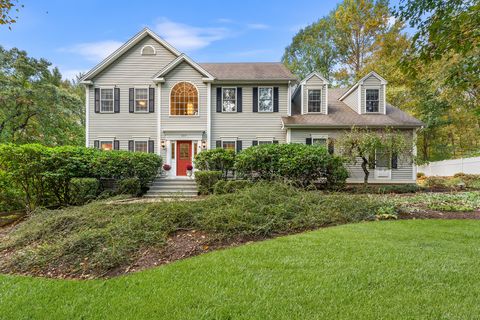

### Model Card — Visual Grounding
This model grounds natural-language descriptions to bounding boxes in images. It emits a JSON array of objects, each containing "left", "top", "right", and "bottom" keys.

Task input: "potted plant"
[
  {"left": 186, "top": 164, "right": 193, "bottom": 177},
  {"left": 163, "top": 164, "right": 171, "bottom": 177}
]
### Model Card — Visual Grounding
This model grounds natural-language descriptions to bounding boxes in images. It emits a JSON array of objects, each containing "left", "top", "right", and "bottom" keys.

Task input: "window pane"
[
  {"left": 258, "top": 141, "right": 272, "bottom": 145},
  {"left": 101, "top": 89, "right": 113, "bottom": 100},
  {"left": 223, "top": 88, "right": 236, "bottom": 100},
  {"left": 170, "top": 82, "right": 198, "bottom": 116},
  {"left": 171, "top": 142, "right": 175, "bottom": 159},
  {"left": 366, "top": 89, "right": 379, "bottom": 112},
  {"left": 308, "top": 89, "right": 321, "bottom": 112},
  {"left": 135, "top": 88, "right": 148, "bottom": 100},
  {"left": 223, "top": 100, "right": 236, "bottom": 112},
  {"left": 100, "top": 141, "right": 113, "bottom": 151},
  {"left": 222, "top": 141, "right": 236, "bottom": 151},
  {"left": 258, "top": 88, "right": 273, "bottom": 112},
  {"left": 179, "top": 143, "right": 189, "bottom": 160},
  {"left": 100, "top": 89, "right": 114, "bottom": 112},
  {"left": 101, "top": 100, "right": 113, "bottom": 112},
  {"left": 312, "top": 138, "right": 327, "bottom": 146},
  {"left": 135, "top": 141, "right": 148, "bottom": 153}
]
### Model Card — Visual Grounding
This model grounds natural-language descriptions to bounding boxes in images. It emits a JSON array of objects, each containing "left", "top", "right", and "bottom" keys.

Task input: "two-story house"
[{"left": 80, "top": 28, "right": 423, "bottom": 184}]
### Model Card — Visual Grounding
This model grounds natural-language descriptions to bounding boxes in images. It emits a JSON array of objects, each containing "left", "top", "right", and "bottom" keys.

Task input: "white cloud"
[
  {"left": 60, "top": 69, "right": 87, "bottom": 81},
  {"left": 246, "top": 23, "right": 270, "bottom": 30},
  {"left": 230, "top": 49, "right": 273, "bottom": 57},
  {"left": 153, "top": 18, "right": 229, "bottom": 51},
  {"left": 61, "top": 40, "right": 123, "bottom": 62}
]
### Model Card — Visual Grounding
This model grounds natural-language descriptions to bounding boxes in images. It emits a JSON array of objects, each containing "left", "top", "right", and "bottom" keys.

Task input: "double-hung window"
[
  {"left": 100, "top": 88, "right": 114, "bottom": 113},
  {"left": 222, "top": 141, "right": 236, "bottom": 151},
  {"left": 366, "top": 89, "right": 379, "bottom": 113},
  {"left": 258, "top": 140, "right": 273, "bottom": 145},
  {"left": 308, "top": 89, "right": 322, "bottom": 113},
  {"left": 312, "top": 138, "right": 327, "bottom": 147},
  {"left": 134, "top": 141, "right": 148, "bottom": 153},
  {"left": 135, "top": 88, "right": 149, "bottom": 112},
  {"left": 100, "top": 141, "right": 113, "bottom": 151},
  {"left": 258, "top": 87, "right": 273, "bottom": 112},
  {"left": 222, "top": 88, "right": 236, "bottom": 112}
]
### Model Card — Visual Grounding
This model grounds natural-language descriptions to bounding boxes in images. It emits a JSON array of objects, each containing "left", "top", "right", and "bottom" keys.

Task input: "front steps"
[{"left": 145, "top": 177, "right": 198, "bottom": 198}]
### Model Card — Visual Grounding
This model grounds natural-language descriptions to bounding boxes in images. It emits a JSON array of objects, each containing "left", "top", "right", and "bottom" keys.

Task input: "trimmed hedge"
[
  {"left": 194, "top": 149, "right": 235, "bottom": 177},
  {"left": 235, "top": 144, "right": 348, "bottom": 188},
  {"left": 117, "top": 177, "right": 142, "bottom": 196},
  {"left": 0, "top": 144, "right": 162, "bottom": 211},
  {"left": 69, "top": 178, "right": 100, "bottom": 205},
  {"left": 195, "top": 171, "right": 223, "bottom": 195}
]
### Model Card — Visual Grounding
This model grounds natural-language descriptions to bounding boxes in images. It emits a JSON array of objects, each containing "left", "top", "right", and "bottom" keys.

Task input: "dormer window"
[
  {"left": 307, "top": 89, "right": 322, "bottom": 113},
  {"left": 366, "top": 89, "right": 379, "bottom": 113}
]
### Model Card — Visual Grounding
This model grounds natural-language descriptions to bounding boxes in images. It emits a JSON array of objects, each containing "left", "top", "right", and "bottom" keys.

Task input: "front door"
[{"left": 176, "top": 141, "right": 192, "bottom": 176}]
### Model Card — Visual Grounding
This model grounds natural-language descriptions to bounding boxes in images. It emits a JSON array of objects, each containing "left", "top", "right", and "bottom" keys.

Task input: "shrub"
[
  {"left": 195, "top": 170, "right": 223, "bottom": 195},
  {"left": 417, "top": 172, "right": 425, "bottom": 178},
  {"left": 213, "top": 179, "right": 253, "bottom": 195},
  {"left": 194, "top": 149, "right": 235, "bottom": 176},
  {"left": 117, "top": 177, "right": 142, "bottom": 196},
  {"left": 0, "top": 171, "right": 23, "bottom": 213},
  {"left": 235, "top": 144, "right": 348, "bottom": 188},
  {"left": 69, "top": 178, "right": 100, "bottom": 205},
  {"left": 345, "top": 184, "right": 421, "bottom": 194}
]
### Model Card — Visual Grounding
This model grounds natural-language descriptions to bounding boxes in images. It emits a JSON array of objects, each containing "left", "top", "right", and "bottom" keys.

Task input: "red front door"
[{"left": 176, "top": 141, "right": 192, "bottom": 176}]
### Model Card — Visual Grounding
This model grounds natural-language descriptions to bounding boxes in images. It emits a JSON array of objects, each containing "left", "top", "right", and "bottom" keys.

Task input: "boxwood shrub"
[
  {"left": 194, "top": 149, "right": 235, "bottom": 177},
  {"left": 195, "top": 170, "right": 223, "bottom": 195}
]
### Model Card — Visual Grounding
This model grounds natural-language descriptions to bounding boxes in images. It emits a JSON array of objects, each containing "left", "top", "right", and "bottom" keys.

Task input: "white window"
[
  {"left": 308, "top": 89, "right": 322, "bottom": 113},
  {"left": 141, "top": 45, "right": 156, "bottom": 55},
  {"left": 222, "top": 141, "right": 236, "bottom": 151},
  {"left": 100, "top": 88, "right": 114, "bottom": 113},
  {"left": 100, "top": 141, "right": 113, "bottom": 151},
  {"left": 134, "top": 141, "right": 148, "bottom": 153},
  {"left": 366, "top": 89, "right": 379, "bottom": 113},
  {"left": 135, "top": 88, "right": 149, "bottom": 112},
  {"left": 222, "top": 88, "right": 236, "bottom": 112},
  {"left": 258, "top": 87, "right": 273, "bottom": 112},
  {"left": 258, "top": 140, "right": 273, "bottom": 145},
  {"left": 312, "top": 138, "right": 327, "bottom": 146}
]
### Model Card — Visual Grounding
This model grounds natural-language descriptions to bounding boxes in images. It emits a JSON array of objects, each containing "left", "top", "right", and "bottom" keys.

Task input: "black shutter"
[
  {"left": 236, "top": 140, "right": 242, "bottom": 153},
  {"left": 149, "top": 88, "right": 155, "bottom": 113},
  {"left": 216, "top": 140, "right": 222, "bottom": 149},
  {"left": 148, "top": 140, "right": 154, "bottom": 153},
  {"left": 129, "top": 88, "right": 134, "bottom": 113},
  {"left": 328, "top": 140, "right": 334, "bottom": 155},
  {"left": 306, "top": 138, "right": 312, "bottom": 145},
  {"left": 273, "top": 140, "right": 279, "bottom": 144},
  {"left": 94, "top": 140, "right": 100, "bottom": 149},
  {"left": 114, "top": 88, "right": 120, "bottom": 113},
  {"left": 128, "top": 140, "right": 134, "bottom": 152},
  {"left": 216, "top": 87, "right": 222, "bottom": 112},
  {"left": 237, "top": 87, "right": 242, "bottom": 112},
  {"left": 391, "top": 153, "right": 398, "bottom": 169},
  {"left": 113, "top": 140, "right": 120, "bottom": 150},
  {"left": 252, "top": 140, "right": 258, "bottom": 146},
  {"left": 252, "top": 87, "right": 258, "bottom": 112},
  {"left": 94, "top": 88, "right": 100, "bottom": 113},
  {"left": 273, "top": 87, "right": 279, "bottom": 112}
]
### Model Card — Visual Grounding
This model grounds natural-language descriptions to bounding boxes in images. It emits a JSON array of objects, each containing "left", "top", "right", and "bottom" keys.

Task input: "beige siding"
[
  {"left": 88, "top": 35, "right": 178, "bottom": 153},
  {"left": 290, "top": 128, "right": 415, "bottom": 183},
  {"left": 302, "top": 75, "right": 327, "bottom": 114},
  {"left": 360, "top": 75, "right": 385, "bottom": 114},
  {"left": 211, "top": 84, "right": 288, "bottom": 149},
  {"left": 343, "top": 86, "right": 359, "bottom": 113}
]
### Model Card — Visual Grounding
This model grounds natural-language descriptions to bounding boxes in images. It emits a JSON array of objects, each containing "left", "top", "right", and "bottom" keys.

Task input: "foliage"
[
  {"left": 0, "top": 46, "right": 85, "bottom": 146},
  {"left": 337, "top": 127, "right": 411, "bottom": 184},
  {"left": 0, "top": 182, "right": 388, "bottom": 277},
  {"left": 69, "top": 178, "right": 100, "bottom": 206},
  {"left": 213, "top": 179, "right": 253, "bottom": 195},
  {"left": 346, "top": 184, "right": 421, "bottom": 194},
  {"left": 235, "top": 144, "right": 348, "bottom": 188},
  {"left": 419, "top": 174, "right": 480, "bottom": 191},
  {"left": 0, "top": 170, "right": 23, "bottom": 212},
  {"left": 194, "top": 170, "right": 223, "bottom": 195},
  {"left": 392, "top": 191, "right": 480, "bottom": 212},
  {"left": 117, "top": 177, "right": 141, "bottom": 197},
  {"left": 0, "top": 0, "right": 22, "bottom": 28},
  {"left": 194, "top": 149, "right": 235, "bottom": 177}
]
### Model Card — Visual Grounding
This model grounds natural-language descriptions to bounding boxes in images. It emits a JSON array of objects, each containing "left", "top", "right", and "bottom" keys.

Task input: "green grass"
[{"left": 1, "top": 220, "right": 480, "bottom": 319}]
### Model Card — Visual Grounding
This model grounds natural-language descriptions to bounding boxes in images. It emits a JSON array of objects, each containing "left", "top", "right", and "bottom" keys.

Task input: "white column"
[
  {"left": 412, "top": 129, "right": 418, "bottom": 180},
  {"left": 85, "top": 85, "right": 90, "bottom": 147},
  {"left": 206, "top": 82, "right": 212, "bottom": 149},
  {"left": 157, "top": 83, "right": 162, "bottom": 155}
]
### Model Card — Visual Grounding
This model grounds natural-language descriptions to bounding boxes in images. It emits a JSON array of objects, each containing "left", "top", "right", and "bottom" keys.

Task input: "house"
[{"left": 80, "top": 28, "right": 423, "bottom": 184}]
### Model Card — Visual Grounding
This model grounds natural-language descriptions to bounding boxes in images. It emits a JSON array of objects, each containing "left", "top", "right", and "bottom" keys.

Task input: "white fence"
[{"left": 417, "top": 157, "right": 480, "bottom": 176}]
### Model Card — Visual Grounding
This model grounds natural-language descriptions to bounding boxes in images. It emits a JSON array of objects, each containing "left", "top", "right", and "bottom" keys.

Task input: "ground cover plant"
[
  {"left": 390, "top": 192, "right": 480, "bottom": 213},
  {"left": 1, "top": 220, "right": 480, "bottom": 319}
]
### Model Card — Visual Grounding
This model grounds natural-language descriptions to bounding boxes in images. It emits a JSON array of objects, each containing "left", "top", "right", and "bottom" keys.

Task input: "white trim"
[
  {"left": 258, "top": 87, "right": 274, "bottom": 113},
  {"left": 299, "top": 71, "right": 330, "bottom": 85},
  {"left": 133, "top": 140, "right": 149, "bottom": 153},
  {"left": 221, "top": 87, "right": 237, "bottom": 113},
  {"left": 357, "top": 85, "right": 361, "bottom": 114},
  {"left": 141, "top": 44, "right": 156, "bottom": 55},
  {"left": 300, "top": 85, "right": 303, "bottom": 115},
  {"left": 287, "top": 81, "right": 292, "bottom": 116},
  {"left": 207, "top": 82, "right": 211, "bottom": 149},
  {"left": 374, "top": 150, "right": 392, "bottom": 180},
  {"left": 311, "top": 134, "right": 328, "bottom": 140},
  {"left": 153, "top": 53, "right": 215, "bottom": 81},
  {"left": 286, "top": 128, "right": 291, "bottom": 143},
  {"left": 85, "top": 85, "right": 90, "bottom": 147},
  {"left": 339, "top": 83, "right": 359, "bottom": 101},
  {"left": 99, "top": 87, "right": 115, "bottom": 113},
  {"left": 157, "top": 83, "right": 161, "bottom": 156},
  {"left": 168, "top": 81, "right": 200, "bottom": 117},
  {"left": 306, "top": 87, "right": 323, "bottom": 114},
  {"left": 80, "top": 28, "right": 181, "bottom": 82},
  {"left": 365, "top": 88, "right": 380, "bottom": 113},
  {"left": 134, "top": 87, "right": 149, "bottom": 113},
  {"left": 220, "top": 139, "right": 237, "bottom": 152},
  {"left": 382, "top": 83, "right": 387, "bottom": 115},
  {"left": 339, "top": 71, "right": 387, "bottom": 101},
  {"left": 325, "top": 84, "right": 329, "bottom": 114}
]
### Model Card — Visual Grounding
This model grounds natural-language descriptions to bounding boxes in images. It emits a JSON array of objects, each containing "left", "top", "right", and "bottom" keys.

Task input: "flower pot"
[{"left": 186, "top": 170, "right": 192, "bottom": 177}]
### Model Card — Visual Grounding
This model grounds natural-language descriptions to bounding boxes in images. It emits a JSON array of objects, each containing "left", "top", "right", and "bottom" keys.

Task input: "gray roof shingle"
[
  {"left": 200, "top": 62, "right": 297, "bottom": 81},
  {"left": 283, "top": 88, "right": 424, "bottom": 128}
]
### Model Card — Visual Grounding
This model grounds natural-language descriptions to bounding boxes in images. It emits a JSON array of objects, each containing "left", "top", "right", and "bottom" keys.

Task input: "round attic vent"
[{"left": 141, "top": 45, "right": 156, "bottom": 55}]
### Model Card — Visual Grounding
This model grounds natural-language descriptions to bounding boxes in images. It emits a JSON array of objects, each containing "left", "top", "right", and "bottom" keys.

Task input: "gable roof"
[
  {"left": 153, "top": 54, "right": 215, "bottom": 82},
  {"left": 283, "top": 88, "right": 424, "bottom": 128},
  {"left": 80, "top": 28, "right": 180, "bottom": 82},
  {"left": 199, "top": 62, "right": 297, "bottom": 81},
  {"left": 299, "top": 71, "right": 329, "bottom": 85},
  {"left": 339, "top": 71, "right": 388, "bottom": 101}
]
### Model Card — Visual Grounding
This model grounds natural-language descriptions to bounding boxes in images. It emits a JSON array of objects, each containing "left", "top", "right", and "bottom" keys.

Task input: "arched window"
[
  {"left": 170, "top": 82, "right": 198, "bottom": 116},
  {"left": 141, "top": 45, "right": 156, "bottom": 55}
]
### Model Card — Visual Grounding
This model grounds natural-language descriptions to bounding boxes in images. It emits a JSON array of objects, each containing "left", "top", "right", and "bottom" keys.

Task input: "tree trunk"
[{"left": 361, "top": 156, "right": 370, "bottom": 185}]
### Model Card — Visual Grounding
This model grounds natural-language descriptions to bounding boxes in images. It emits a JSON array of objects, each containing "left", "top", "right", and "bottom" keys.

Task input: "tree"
[
  {"left": 0, "top": 46, "right": 85, "bottom": 146},
  {"left": 337, "top": 127, "right": 411, "bottom": 184},
  {"left": 0, "top": 0, "right": 22, "bottom": 28}
]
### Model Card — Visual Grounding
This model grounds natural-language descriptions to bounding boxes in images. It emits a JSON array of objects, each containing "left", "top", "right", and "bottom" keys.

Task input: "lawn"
[{"left": 1, "top": 220, "right": 480, "bottom": 319}]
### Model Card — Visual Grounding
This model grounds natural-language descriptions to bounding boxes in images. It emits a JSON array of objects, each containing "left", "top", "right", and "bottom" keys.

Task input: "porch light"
[
  {"left": 201, "top": 131, "right": 207, "bottom": 149},
  {"left": 201, "top": 140, "right": 207, "bottom": 149},
  {"left": 161, "top": 140, "right": 166, "bottom": 149}
]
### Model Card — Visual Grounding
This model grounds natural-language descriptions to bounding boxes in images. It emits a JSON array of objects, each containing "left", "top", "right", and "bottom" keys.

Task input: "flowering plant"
[
  {"left": 163, "top": 164, "right": 171, "bottom": 171},
  {"left": 186, "top": 164, "right": 193, "bottom": 171}
]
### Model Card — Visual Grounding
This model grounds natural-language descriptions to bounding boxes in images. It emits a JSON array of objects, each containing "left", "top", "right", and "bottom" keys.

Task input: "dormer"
[
  {"left": 339, "top": 71, "right": 387, "bottom": 115},
  {"left": 291, "top": 71, "right": 329, "bottom": 115}
]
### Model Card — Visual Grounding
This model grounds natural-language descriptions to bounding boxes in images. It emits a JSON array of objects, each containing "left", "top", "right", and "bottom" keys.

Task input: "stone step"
[
  {"left": 150, "top": 181, "right": 196, "bottom": 187},
  {"left": 146, "top": 177, "right": 198, "bottom": 198}
]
